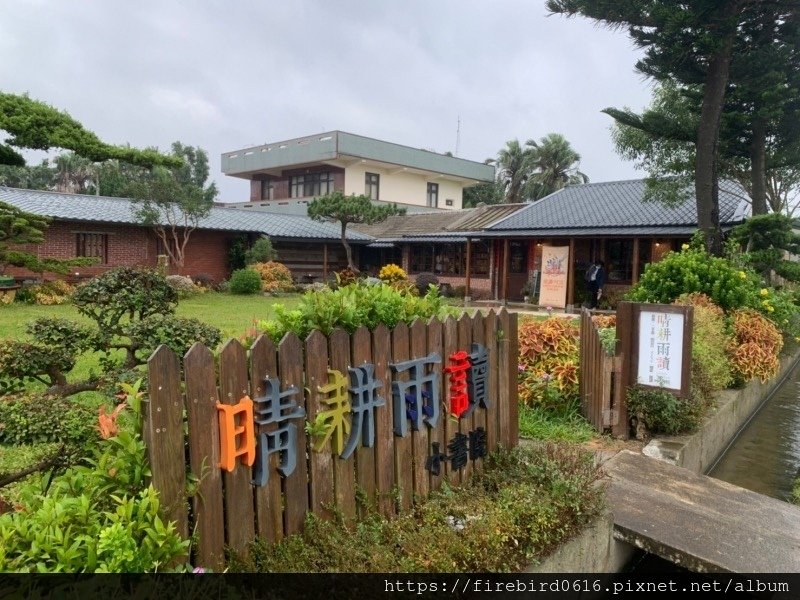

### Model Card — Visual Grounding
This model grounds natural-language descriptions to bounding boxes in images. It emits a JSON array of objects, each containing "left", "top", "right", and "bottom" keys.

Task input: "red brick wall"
[{"left": 8, "top": 220, "right": 234, "bottom": 284}]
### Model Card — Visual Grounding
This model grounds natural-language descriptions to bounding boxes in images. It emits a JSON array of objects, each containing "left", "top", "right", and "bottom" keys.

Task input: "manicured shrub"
[
  {"left": 673, "top": 294, "right": 732, "bottom": 405},
  {"left": 0, "top": 432, "right": 189, "bottom": 572},
  {"left": 627, "top": 386, "right": 702, "bottom": 435},
  {"left": 126, "top": 314, "right": 222, "bottom": 359},
  {"left": 0, "top": 394, "right": 98, "bottom": 447},
  {"left": 518, "top": 317, "right": 580, "bottom": 409},
  {"left": 250, "top": 261, "right": 294, "bottom": 293},
  {"left": 414, "top": 272, "right": 439, "bottom": 295},
  {"left": 244, "top": 237, "right": 277, "bottom": 265},
  {"left": 335, "top": 267, "right": 358, "bottom": 287},
  {"left": 0, "top": 340, "right": 77, "bottom": 390},
  {"left": 258, "top": 282, "right": 458, "bottom": 342},
  {"left": 591, "top": 314, "right": 616, "bottom": 329},
  {"left": 165, "top": 275, "right": 202, "bottom": 299},
  {"left": 191, "top": 273, "right": 216, "bottom": 289},
  {"left": 627, "top": 246, "right": 754, "bottom": 312},
  {"left": 378, "top": 263, "right": 407, "bottom": 284},
  {"left": 228, "top": 268, "right": 263, "bottom": 295}
]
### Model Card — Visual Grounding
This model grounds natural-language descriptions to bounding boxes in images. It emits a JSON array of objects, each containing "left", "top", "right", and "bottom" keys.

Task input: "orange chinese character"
[{"left": 216, "top": 395, "right": 256, "bottom": 472}]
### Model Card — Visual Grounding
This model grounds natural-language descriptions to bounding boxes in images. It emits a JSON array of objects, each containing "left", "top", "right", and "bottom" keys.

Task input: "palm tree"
[
  {"left": 491, "top": 139, "right": 535, "bottom": 203},
  {"left": 54, "top": 152, "right": 97, "bottom": 194},
  {"left": 524, "top": 133, "right": 588, "bottom": 201}
]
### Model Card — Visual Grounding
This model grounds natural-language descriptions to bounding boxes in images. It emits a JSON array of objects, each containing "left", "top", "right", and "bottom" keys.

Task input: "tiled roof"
[
  {"left": 352, "top": 203, "right": 525, "bottom": 239},
  {"left": 0, "top": 187, "right": 373, "bottom": 242},
  {"left": 488, "top": 179, "right": 750, "bottom": 233}
]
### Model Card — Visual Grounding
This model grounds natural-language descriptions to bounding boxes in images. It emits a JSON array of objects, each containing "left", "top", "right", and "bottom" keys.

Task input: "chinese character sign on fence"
[{"left": 636, "top": 311, "right": 685, "bottom": 390}]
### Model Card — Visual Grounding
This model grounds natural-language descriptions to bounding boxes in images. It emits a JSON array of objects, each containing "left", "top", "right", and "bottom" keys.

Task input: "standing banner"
[{"left": 538, "top": 245, "right": 570, "bottom": 308}]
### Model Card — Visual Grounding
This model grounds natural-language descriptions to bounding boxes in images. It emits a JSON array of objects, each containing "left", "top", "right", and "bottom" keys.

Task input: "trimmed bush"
[
  {"left": 378, "top": 263, "right": 407, "bottom": 284},
  {"left": 728, "top": 309, "right": 783, "bottom": 382},
  {"left": 165, "top": 275, "right": 202, "bottom": 299},
  {"left": 228, "top": 268, "right": 263, "bottom": 295},
  {"left": 126, "top": 314, "right": 222, "bottom": 359},
  {"left": 258, "top": 282, "right": 458, "bottom": 342},
  {"left": 244, "top": 237, "right": 277, "bottom": 265},
  {"left": 0, "top": 394, "right": 98, "bottom": 447},
  {"left": 250, "top": 261, "right": 294, "bottom": 293}
]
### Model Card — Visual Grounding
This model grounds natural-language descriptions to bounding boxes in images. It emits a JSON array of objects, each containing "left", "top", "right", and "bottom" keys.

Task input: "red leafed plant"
[{"left": 518, "top": 317, "right": 580, "bottom": 408}]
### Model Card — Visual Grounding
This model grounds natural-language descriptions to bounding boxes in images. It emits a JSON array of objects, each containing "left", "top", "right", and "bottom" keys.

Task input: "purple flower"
[
  {"left": 193, "top": 567, "right": 206, "bottom": 574},
  {"left": 518, "top": 364, "right": 526, "bottom": 372},
  {"left": 541, "top": 373, "right": 552, "bottom": 382}
]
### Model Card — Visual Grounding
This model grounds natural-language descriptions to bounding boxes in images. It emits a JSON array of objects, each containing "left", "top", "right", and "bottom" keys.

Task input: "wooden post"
[
  {"left": 567, "top": 238, "right": 576, "bottom": 309},
  {"left": 323, "top": 243, "right": 329, "bottom": 281},
  {"left": 614, "top": 302, "right": 633, "bottom": 439},
  {"left": 632, "top": 237, "right": 640, "bottom": 285},
  {"left": 464, "top": 239, "right": 472, "bottom": 302},
  {"left": 501, "top": 238, "right": 510, "bottom": 304}
]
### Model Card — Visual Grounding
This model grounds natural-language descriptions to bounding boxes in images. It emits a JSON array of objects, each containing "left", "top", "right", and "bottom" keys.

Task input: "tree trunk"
[
  {"left": 750, "top": 116, "right": 768, "bottom": 215},
  {"left": 341, "top": 222, "right": 356, "bottom": 272},
  {"left": 695, "top": 6, "right": 739, "bottom": 256},
  {"left": 46, "top": 380, "right": 102, "bottom": 397}
]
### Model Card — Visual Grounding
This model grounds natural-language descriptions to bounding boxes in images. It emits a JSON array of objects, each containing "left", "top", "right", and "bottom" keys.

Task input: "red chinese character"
[{"left": 444, "top": 350, "right": 470, "bottom": 418}]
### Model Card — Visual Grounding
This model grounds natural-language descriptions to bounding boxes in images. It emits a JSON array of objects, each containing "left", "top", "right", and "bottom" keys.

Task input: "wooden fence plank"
[
  {"left": 471, "top": 311, "right": 486, "bottom": 472},
  {"left": 457, "top": 313, "right": 473, "bottom": 480},
  {"left": 371, "top": 324, "right": 395, "bottom": 516},
  {"left": 497, "top": 309, "right": 511, "bottom": 449},
  {"left": 218, "top": 339, "right": 256, "bottom": 555},
  {"left": 442, "top": 316, "right": 460, "bottom": 486},
  {"left": 391, "top": 322, "right": 413, "bottom": 512},
  {"left": 146, "top": 345, "right": 189, "bottom": 546},
  {"left": 409, "top": 318, "right": 430, "bottom": 501},
  {"left": 507, "top": 311, "right": 520, "bottom": 447},
  {"left": 483, "top": 310, "right": 499, "bottom": 453},
  {"left": 351, "top": 326, "right": 377, "bottom": 516},
  {"left": 183, "top": 343, "right": 225, "bottom": 570},
  {"left": 278, "top": 333, "right": 310, "bottom": 535},
  {"left": 329, "top": 328, "right": 357, "bottom": 520},
  {"left": 304, "top": 330, "right": 335, "bottom": 521},
  {"left": 426, "top": 317, "right": 445, "bottom": 492}
]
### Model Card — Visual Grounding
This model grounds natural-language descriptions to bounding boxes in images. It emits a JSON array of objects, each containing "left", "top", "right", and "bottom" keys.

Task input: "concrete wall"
[
  {"left": 343, "top": 163, "right": 463, "bottom": 210},
  {"left": 643, "top": 350, "right": 800, "bottom": 474}
]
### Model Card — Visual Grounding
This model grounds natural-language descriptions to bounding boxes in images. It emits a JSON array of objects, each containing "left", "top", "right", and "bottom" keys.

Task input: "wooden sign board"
[{"left": 538, "top": 245, "right": 570, "bottom": 308}]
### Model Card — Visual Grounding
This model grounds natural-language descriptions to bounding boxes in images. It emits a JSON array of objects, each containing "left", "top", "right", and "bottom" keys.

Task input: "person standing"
[{"left": 585, "top": 260, "right": 605, "bottom": 309}]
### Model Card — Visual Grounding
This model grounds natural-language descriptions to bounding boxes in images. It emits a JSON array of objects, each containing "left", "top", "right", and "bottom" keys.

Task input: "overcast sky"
[{"left": 3, "top": 0, "right": 654, "bottom": 202}]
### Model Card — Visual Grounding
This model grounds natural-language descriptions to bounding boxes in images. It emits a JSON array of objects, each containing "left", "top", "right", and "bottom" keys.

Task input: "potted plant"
[{"left": 0, "top": 275, "right": 20, "bottom": 305}]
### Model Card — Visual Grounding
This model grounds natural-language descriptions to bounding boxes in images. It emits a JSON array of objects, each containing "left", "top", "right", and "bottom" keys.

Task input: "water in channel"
[{"left": 708, "top": 361, "right": 800, "bottom": 501}]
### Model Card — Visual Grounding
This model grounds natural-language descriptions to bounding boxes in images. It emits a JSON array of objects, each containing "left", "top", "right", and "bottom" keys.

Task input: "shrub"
[
  {"left": 378, "top": 263, "right": 407, "bottom": 284},
  {"left": 258, "top": 282, "right": 458, "bottom": 342},
  {"left": 0, "top": 394, "right": 98, "bottom": 447},
  {"left": 0, "top": 340, "right": 77, "bottom": 390},
  {"left": 517, "top": 317, "right": 580, "bottom": 408},
  {"left": 228, "top": 268, "right": 263, "bottom": 295},
  {"left": 31, "top": 280, "right": 74, "bottom": 305},
  {"left": 414, "top": 272, "right": 439, "bottom": 295},
  {"left": 335, "top": 267, "right": 358, "bottom": 287},
  {"left": 627, "top": 246, "right": 755, "bottom": 312},
  {"left": 244, "top": 237, "right": 277, "bottom": 265},
  {"left": 26, "top": 317, "right": 95, "bottom": 356},
  {"left": 192, "top": 273, "right": 216, "bottom": 290},
  {"left": 250, "top": 261, "right": 294, "bottom": 293},
  {"left": 0, "top": 432, "right": 189, "bottom": 572},
  {"left": 626, "top": 386, "right": 702, "bottom": 435},
  {"left": 126, "top": 314, "right": 222, "bottom": 359},
  {"left": 72, "top": 268, "right": 178, "bottom": 333},
  {"left": 728, "top": 309, "right": 783, "bottom": 383},
  {"left": 236, "top": 443, "right": 603, "bottom": 573},
  {"left": 165, "top": 275, "right": 202, "bottom": 299},
  {"left": 591, "top": 315, "right": 616, "bottom": 329},
  {"left": 597, "top": 327, "right": 617, "bottom": 354},
  {"left": 673, "top": 294, "right": 732, "bottom": 404}
]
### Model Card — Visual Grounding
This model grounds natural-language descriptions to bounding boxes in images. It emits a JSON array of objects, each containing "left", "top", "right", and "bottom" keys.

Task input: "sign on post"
[{"left": 538, "top": 245, "right": 570, "bottom": 308}]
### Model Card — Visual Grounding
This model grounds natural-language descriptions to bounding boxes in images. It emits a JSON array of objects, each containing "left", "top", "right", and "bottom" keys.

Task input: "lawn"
[{"left": 0, "top": 292, "right": 303, "bottom": 341}]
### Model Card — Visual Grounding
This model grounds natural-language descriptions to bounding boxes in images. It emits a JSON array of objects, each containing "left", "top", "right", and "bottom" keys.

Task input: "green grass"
[{"left": 518, "top": 404, "right": 597, "bottom": 443}]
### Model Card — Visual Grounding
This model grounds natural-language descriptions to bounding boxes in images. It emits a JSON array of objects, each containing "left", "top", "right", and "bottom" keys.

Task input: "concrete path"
[{"left": 605, "top": 450, "right": 800, "bottom": 572}]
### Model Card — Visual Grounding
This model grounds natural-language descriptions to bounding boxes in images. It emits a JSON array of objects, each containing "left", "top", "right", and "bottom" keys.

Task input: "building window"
[
  {"left": 427, "top": 183, "right": 439, "bottom": 208},
  {"left": 365, "top": 172, "right": 380, "bottom": 200},
  {"left": 409, "top": 242, "right": 490, "bottom": 276},
  {"left": 76, "top": 233, "right": 108, "bottom": 263},
  {"left": 261, "top": 180, "right": 274, "bottom": 200},
  {"left": 509, "top": 241, "right": 527, "bottom": 274},
  {"left": 607, "top": 239, "right": 634, "bottom": 282},
  {"left": 290, "top": 172, "right": 334, "bottom": 198},
  {"left": 445, "top": 199, "right": 454, "bottom": 206}
]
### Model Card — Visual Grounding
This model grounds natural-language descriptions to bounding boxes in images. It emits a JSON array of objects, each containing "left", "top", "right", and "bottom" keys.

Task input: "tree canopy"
[
  {"left": 308, "top": 191, "right": 404, "bottom": 271},
  {"left": 0, "top": 93, "right": 181, "bottom": 169}
]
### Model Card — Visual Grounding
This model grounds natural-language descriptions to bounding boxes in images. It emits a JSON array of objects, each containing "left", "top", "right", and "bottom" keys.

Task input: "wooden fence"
[
  {"left": 578, "top": 309, "right": 626, "bottom": 437},
  {"left": 145, "top": 310, "right": 518, "bottom": 569}
]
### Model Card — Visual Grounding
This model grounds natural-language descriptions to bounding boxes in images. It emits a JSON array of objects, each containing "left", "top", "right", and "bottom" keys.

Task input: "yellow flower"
[
  {"left": 768, "top": 306, "right": 775, "bottom": 313},
  {"left": 738, "top": 271, "right": 747, "bottom": 279},
  {"left": 681, "top": 243, "right": 690, "bottom": 250},
  {"left": 762, "top": 299, "right": 770, "bottom": 306},
  {"left": 760, "top": 288, "right": 769, "bottom": 296}
]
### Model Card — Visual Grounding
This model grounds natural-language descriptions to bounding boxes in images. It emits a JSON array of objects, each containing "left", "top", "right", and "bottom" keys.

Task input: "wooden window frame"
[
  {"left": 426, "top": 182, "right": 439, "bottom": 208},
  {"left": 76, "top": 232, "right": 108, "bottom": 264}
]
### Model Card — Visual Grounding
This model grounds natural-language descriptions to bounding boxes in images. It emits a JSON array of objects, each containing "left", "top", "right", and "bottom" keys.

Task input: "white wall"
[{"left": 343, "top": 164, "right": 464, "bottom": 210}]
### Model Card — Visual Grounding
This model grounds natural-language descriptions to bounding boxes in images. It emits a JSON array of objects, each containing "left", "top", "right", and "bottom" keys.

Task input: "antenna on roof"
[{"left": 455, "top": 115, "right": 461, "bottom": 157}]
